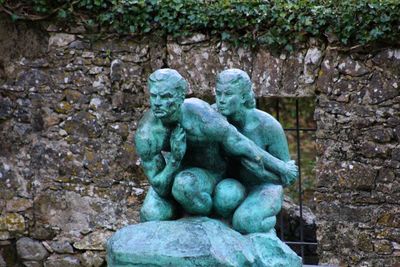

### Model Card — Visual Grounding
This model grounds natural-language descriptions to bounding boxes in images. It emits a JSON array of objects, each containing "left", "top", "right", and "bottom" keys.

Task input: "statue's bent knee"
[
  {"left": 232, "top": 208, "right": 277, "bottom": 234},
  {"left": 232, "top": 183, "right": 282, "bottom": 234},
  {"left": 172, "top": 168, "right": 214, "bottom": 215},
  {"left": 213, "top": 179, "right": 246, "bottom": 218}
]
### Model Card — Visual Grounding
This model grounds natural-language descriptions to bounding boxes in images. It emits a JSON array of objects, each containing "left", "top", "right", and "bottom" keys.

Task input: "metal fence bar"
[
  {"left": 296, "top": 99, "right": 305, "bottom": 261},
  {"left": 275, "top": 99, "right": 286, "bottom": 242}
]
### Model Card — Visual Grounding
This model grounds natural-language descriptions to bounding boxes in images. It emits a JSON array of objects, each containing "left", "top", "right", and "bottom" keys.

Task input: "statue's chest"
[
  {"left": 242, "top": 126, "right": 265, "bottom": 147},
  {"left": 184, "top": 124, "right": 208, "bottom": 144},
  {"left": 152, "top": 128, "right": 171, "bottom": 152}
]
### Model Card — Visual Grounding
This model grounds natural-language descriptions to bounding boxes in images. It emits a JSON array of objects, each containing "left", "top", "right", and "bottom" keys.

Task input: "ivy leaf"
[
  {"left": 221, "top": 31, "right": 231, "bottom": 41},
  {"left": 57, "top": 9, "right": 67, "bottom": 19},
  {"left": 370, "top": 28, "right": 383, "bottom": 39},
  {"left": 11, "top": 13, "right": 20, "bottom": 21}
]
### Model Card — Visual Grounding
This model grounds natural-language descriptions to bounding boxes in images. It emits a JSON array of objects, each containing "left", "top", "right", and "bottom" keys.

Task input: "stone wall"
[
  {"left": 0, "top": 15, "right": 399, "bottom": 266},
  {"left": 315, "top": 48, "right": 400, "bottom": 266}
]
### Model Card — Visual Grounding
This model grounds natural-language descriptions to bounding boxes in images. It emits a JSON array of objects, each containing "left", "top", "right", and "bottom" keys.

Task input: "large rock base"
[{"left": 107, "top": 217, "right": 301, "bottom": 267}]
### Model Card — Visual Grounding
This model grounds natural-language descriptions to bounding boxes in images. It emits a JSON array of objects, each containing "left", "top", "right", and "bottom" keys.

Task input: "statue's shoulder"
[
  {"left": 136, "top": 110, "right": 156, "bottom": 134},
  {"left": 251, "top": 109, "right": 283, "bottom": 131},
  {"left": 182, "top": 98, "right": 210, "bottom": 112},
  {"left": 182, "top": 98, "right": 218, "bottom": 118},
  {"left": 182, "top": 98, "right": 227, "bottom": 131},
  {"left": 135, "top": 110, "right": 160, "bottom": 158}
]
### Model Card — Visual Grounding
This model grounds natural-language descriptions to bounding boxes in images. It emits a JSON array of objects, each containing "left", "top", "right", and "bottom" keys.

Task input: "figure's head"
[
  {"left": 148, "top": 69, "right": 188, "bottom": 119},
  {"left": 215, "top": 69, "right": 255, "bottom": 117}
]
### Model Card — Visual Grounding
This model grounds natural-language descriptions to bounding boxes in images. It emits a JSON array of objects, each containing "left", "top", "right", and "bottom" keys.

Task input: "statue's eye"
[{"left": 161, "top": 93, "right": 173, "bottom": 99}]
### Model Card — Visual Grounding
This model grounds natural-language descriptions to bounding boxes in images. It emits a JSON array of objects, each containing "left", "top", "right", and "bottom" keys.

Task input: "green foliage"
[{"left": 1, "top": 0, "right": 399, "bottom": 49}]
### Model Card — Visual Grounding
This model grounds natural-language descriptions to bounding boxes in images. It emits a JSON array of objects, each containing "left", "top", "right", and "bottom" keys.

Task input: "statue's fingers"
[{"left": 179, "top": 130, "right": 186, "bottom": 140}]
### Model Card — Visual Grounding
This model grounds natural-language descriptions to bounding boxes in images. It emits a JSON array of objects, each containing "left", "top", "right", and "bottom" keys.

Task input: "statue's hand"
[
  {"left": 281, "top": 160, "right": 298, "bottom": 187},
  {"left": 170, "top": 124, "right": 186, "bottom": 163}
]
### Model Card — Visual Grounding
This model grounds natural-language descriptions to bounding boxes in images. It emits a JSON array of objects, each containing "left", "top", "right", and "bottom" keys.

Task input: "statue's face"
[
  {"left": 215, "top": 81, "right": 244, "bottom": 117},
  {"left": 149, "top": 81, "right": 182, "bottom": 119}
]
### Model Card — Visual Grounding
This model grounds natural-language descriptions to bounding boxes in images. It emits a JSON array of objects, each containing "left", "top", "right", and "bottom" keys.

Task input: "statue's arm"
[
  {"left": 135, "top": 133, "right": 181, "bottom": 197},
  {"left": 239, "top": 122, "right": 298, "bottom": 186},
  {"left": 240, "top": 157, "right": 281, "bottom": 183},
  {"left": 221, "top": 126, "right": 289, "bottom": 175},
  {"left": 264, "top": 123, "right": 298, "bottom": 186},
  {"left": 204, "top": 116, "right": 296, "bottom": 184}
]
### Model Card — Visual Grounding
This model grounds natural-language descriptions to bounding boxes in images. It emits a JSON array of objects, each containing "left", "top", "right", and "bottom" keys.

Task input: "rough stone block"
[
  {"left": 16, "top": 237, "right": 49, "bottom": 261},
  {"left": 107, "top": 217, "right": 301, "bottom": 267}
]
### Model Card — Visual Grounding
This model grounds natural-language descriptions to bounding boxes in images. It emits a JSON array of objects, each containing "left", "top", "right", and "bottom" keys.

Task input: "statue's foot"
[{"left": 140, "top": 187, "right": 177, "bottom": 222}]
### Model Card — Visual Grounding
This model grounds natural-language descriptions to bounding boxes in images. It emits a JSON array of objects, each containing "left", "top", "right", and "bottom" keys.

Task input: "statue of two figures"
[{"left": 107, "top": 69, "right": 302, "bottom": 267}]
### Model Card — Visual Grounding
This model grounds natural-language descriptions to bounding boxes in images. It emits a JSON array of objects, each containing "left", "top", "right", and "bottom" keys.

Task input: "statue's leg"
[
  {"left": 213, "top": 178, "right": 246, "bottom": 218},
  {"left": 232, "top": 183, "right": 283, "bottom": 234},
  {"left": 172, "top": 167, "right": 217, "bottom": 215},
  {"left": 140, "top": 187, "right": 177, "bottom": 222}
]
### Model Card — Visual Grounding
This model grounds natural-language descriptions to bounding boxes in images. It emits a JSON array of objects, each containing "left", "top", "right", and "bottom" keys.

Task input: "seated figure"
[
  {"left": 135, "top": 69, "right": 298, "bottom": 222},
  {"left": 213, "top": 69, "right": 297, "bottom": 234}
]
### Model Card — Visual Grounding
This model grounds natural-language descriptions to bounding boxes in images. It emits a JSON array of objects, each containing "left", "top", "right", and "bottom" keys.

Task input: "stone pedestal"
[{"left": 107, "top": 217, "right": 301, "bottom": 267}]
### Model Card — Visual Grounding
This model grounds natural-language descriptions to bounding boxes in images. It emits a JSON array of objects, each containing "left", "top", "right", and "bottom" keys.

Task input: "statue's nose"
[{"left": 154, "top": 96, "right": 162, "bottom": 106}]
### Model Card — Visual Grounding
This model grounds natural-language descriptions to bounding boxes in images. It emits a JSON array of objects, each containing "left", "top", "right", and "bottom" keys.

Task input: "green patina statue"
[
  {"left": 212, "top": 69, "right": 293, "bottom": 234},
  {"left": 107, "top": 68, "right": 301, "bottom": 266},
  {"left": 135, "top": 69, "right": 297, "bottom": 225}
]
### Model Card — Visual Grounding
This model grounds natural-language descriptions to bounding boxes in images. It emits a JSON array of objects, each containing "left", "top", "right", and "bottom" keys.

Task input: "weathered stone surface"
[
  {"left": 0, "top": 96, "right": 14, "bottom": 120},
  {"left": 80, "top": 251, "right": 105, "bottom": 267},
  {"left": 33, "top": 190, "right": 123, "bottom": 238},
  {"left": 107, "top": 217, "right": 301, "bottom": 267},
  {"left": 281, "top": 51, "right": 307, "bottom": 95},
  {"left": 251, "top": 49, "right": 283, "bottom": 96},
  {"left": 302, "top": 47, "right": 323, "bottom": 84},
  {"left": 44, "top": 255, "right": 80, "bottom": 267},
  {"left": 16, "top": 237, "right": 49, "bottom": 261},
  {"left": 48, "top": 33, "right": 76, "bottom": 48},
  {"left": 338, "top": 56, "right": 369, "bottom": 77},
  {"left": 373, "top": 240, "right": 393, "bottom": 255},
  {"left": 0, "top": 256, "right": 6, "bottom": 267},
  {"left": 110, "top": 59, "right": 125, "bottom": 83},
  {"left": 50, "top": 241, "right": 74, "bottom": 254},
  {"left": 6, "top": 198, "right": 33, "bottom": 212},
  {"left": 21, "top": 261, "right": 42, "bottom": 267},
  {"left": 73, "top": 230, "right": 113, "bottom": 251},
  {"left": 0, "top": 213, "right": 25, "bottom": 233},
  {"left": 337, "top": 161, "right": 377, "bottom": 190}
]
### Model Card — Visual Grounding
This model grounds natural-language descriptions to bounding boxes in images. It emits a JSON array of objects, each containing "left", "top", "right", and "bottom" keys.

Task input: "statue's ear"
[
  {"left": 178, "top": 94, "right": 185, "bottom": 103},
  {"left": 240, "top": 94, "right": 247, "bottom": 104}
]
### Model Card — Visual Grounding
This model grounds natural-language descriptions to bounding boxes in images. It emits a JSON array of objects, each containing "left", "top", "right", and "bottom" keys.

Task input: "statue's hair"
[
  {"left": 148, "top": 69, "right": 188, "bottom": 96},
  {"left": 216, "top": 69, "right": 256, "bottom": 108}
]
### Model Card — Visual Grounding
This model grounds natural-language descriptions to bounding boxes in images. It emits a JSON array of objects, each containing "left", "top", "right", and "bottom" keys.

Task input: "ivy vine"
[{"left": 0, "top": 0, "right": 399, "bottom": 50}]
